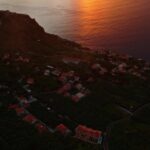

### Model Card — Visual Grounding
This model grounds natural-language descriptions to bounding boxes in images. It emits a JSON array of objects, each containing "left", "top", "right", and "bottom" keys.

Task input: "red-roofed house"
[
  {"left": 15, "top": 107, "right": 26, "bottom": 116},
  {"left": 26, "top": 78, "right": 34, "bottom": 85},
  {"left": 75, "top": 125, "right": 102, "bottom": 144},
  {"left": 18, "top": 96, "right": 27, "bottom": 102},
  {"left": 8, "top": 104, "right": 19, "bottom": 109},
  {"left": 58, "top": 74, "right": 67, "bottom": 83},
  {"left": 35, "top": 123, "right": 48, "bottom": 134},
  {"left": 71, "top": 93, "right": 85, "bottom": 102},
  {"left": 23, "top": 114, "right": 37, "bottom": 124},
  {"left": 24, "top": 58, "right": 30, "bottom": 63},
  {"left": 57, "top": 83, "right": 72, "bottom": 94},
  {"left": 91, "top": 64, "right": 101, "bottom": 70},
  {"left": 55, "top": 124, "right": 71, "bottom": 136}
]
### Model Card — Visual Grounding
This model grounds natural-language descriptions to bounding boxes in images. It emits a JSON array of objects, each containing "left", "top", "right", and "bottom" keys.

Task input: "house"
[
  {"left": 26, "top": 77, "right": 34, "bottom": 85},
  {"left": 23, "top": 84, "right": 31, "bottom": 93},
  {"left": 71, "top": 92, "right": 85, "bottom": 102},
  {"left": 18, "top": 96, "right": 27, "bottom": 102},
  {"left": 57, "top": 83, "right": 72, "bottom": 94},
  {"left": 63, "top": 92, "right": 71, "bottom": 97},
  {"left": 75, "top": 83, "right": 83, "bottom": 90},
  {"left": 51, "top": 69, "right": 61, "bottom": 77},
  {"left": 24, "top": 87, "right": 32, "bottom": 93},
  {"left": 15, "top": 107, "right": 26, "bottom": 116},
  {"left": 44, "top": 69, "right": 50, "bottom": 76},
  {"left": 118, "top": 63, "right": 127, "bottom": 73},
  {"left": 58, "top": 74, "right": 67, "bottom": 83},
  {"left": 62, "top": 57, "right": 80, "bottom": 65},
  {"left": 68, "top": 80, "right": 75, "bottom": 84},
  {"left": 35, "top": 123, "right": 48, "bottom": 134},
  {"left": 23, "top": 58, "right": 30, "bottom": 63},
  {"left": 8, "top": 104, "right": 19, "bottom": 109},
  {"left": 55, "top": 124, "right": 71, "bottom": 136},
  {"left": 111, "top": 68, "right": 118, "bottom": 75},
  {"left": 99, "top": 67, "right": 108, "bottom": 75},
  {"left": 75, "top": 125, "right": 103, "bottom": 144},
  {"left": 23, "top": 114, "right": 37, "bottom": 124},
  {"left": 74, "top": 76, "right": 80, "bottom": 82},
  {"left": 67, "top": 71, "right": 75, "bottom": 77},
  {"left": 91, "top": 64, "right": 101, "bottom": 70},
  {"left": 47, "top": 65, "right": 54, "bottom": 70},
  {"left": 87, "top": 77, "right": 94, "bottom": 83},
  {"left": 16, "top": 56, "right": 24, "bottom": 62}
]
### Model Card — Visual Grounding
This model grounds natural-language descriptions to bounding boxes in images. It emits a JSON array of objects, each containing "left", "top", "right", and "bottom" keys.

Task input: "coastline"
[{"left": 0, "top": 10, "right": 150, "bottom": 150}]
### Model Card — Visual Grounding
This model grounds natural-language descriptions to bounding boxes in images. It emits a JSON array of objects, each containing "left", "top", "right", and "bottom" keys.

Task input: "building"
[
  {"left": 8, "top": 104, "right": 19, "bottom": 109},
  {"left": 44, "top": 69, "right": 50, "bottom": 76},
  {"left": 15, "top": 107, "right": 26, "bottom": 116},
  {"left": 51, "top": 69, "right": 61, "bottom": 77},
  {"left": 67, "top": 71, "right": 75, "bottom": 77},
  {"left": 99, "top": 67, "right": 108, "bottom": 75},
  {"left": 91, "top": 64, "right": 101, "bottom": 70},
  {"left": 57, "top": 83, "right": 72, "bottom": 94},
  {"left": 75, "top": 83, "right": 83, "bottom": 90},
  {"left": 35, "top": 123, "right": 48, "bottom": 134},
  {"left": 58, "top": 74, "right": 67, "bottom": 83},
  {"left": 62, "top": 57, "right": 80, "bottom": 65},
  {"left": 118, "top": 63, "right": 127, "bottom": 73},
  {"left": 55, "top": 124, "right": 71, "bottom": 136},
  {"left": 23, "top": 114, "right": 37, "bottom": 124},
  {"left": 75, "top": 125, "right": 103, "bottom": 144},
  {"left": 71, "top": 92, "right": 85, "bottom": 102},
  {"left": 47, "top": 65, "right": 54, "bottom": 70},
  {"left": 26, "top": 77, "right": 34, "bottom": 85}
]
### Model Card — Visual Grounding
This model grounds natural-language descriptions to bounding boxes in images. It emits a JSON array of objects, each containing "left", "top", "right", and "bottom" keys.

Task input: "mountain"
[
  {"left": 0, "top": 10, "right": 84, "bottom": 55},
  {"left": 0, "top": 10, "right": 150, "bottom": 150}
]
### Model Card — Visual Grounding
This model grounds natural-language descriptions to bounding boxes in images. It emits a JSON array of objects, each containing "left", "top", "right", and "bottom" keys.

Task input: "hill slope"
[{"left": 0, "top": 10, "right": 150, "bottom": 150}]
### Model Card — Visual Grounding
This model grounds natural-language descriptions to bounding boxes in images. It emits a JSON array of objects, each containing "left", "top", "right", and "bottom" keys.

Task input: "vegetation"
[{"left": 0, "top": 10, "right": 150, "bottom": 150}]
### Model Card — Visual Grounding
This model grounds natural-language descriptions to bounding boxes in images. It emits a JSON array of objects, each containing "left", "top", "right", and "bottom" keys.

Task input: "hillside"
[{"left": 0, "top": 10, "right": 150, "bottom": 150}]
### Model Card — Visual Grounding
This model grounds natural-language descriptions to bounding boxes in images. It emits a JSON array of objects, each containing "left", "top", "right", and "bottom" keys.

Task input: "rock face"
[
  {"left": 0, "top": 10, "right": 81, "bottom": 54},
  {"left": 0, "top": 11, "right": 42, "bottom": 51}
]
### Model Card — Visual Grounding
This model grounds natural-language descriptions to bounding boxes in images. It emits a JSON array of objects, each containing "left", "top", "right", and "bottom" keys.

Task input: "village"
[
  {"left": 0, "top": 48, "right": 150, "bottom": 148},
  {"left": 0, "top": 10, "right": 150, "bottom": 150},
  {"left": 0, "top": 51, "right": 103, "bottom": 145}
]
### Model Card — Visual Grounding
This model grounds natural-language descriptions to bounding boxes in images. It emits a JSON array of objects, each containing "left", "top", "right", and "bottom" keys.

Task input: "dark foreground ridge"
[{"left": 0, "top": 10, "right": 150, "bottom": 150}]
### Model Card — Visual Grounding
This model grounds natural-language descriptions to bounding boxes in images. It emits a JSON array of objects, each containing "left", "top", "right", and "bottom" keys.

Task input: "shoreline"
[{"left": 1, "top": 10, "right": 149, "bottom": 63}]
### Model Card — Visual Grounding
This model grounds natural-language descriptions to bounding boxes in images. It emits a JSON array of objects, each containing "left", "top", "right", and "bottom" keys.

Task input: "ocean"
[{"left": 0, "top": 0, "right": 150, "bottom": 60}]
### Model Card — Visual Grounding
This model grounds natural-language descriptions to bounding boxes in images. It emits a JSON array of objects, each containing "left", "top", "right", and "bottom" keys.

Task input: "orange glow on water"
[
  {"left": 75, "top": 0, "right": 118, "bottom": 45},
  {"left": 74, "top": 0, "right": 150, "bottom": 48},
  {"left": 1, "top": 0, "right": 150, "bottom": 59},
  {"left": 77, "top": 0, "right": 104, "bottom": 36}
]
